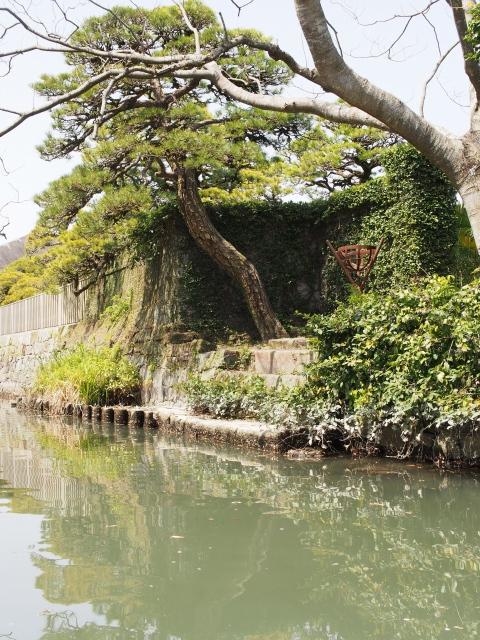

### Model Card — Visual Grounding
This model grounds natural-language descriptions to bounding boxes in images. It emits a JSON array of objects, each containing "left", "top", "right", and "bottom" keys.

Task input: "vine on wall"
[{"left": 176, "top": 146, "right": 460, "bottom": 339}]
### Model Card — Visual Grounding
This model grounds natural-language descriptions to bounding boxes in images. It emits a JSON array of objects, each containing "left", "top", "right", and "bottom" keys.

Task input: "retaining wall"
[{"left": 0, "top": 326, "right": 71, "bottom": 398}]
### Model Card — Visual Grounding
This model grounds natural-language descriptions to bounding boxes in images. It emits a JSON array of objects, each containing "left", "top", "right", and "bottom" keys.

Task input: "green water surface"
[{"left": 0, "top": 407, "right": 479, "bottom": 640}]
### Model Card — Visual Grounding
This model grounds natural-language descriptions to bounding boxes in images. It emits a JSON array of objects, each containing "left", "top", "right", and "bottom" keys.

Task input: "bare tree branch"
[
  {"left": 0, "top": 107, "right": 22, "bottom": 116},
  {"left": 0, "top": 20, "right": 20, "bottom": 38},
  {"left": 333, "top": 0, "right": 442, "bottom": 61},
  {"left": 0, "top": 216, "right": 8, "bottom": 239},
  {"left": 178, "top": 63, "right": 388, "bottom": 129},
  {"left": 350, "top": 14, "right": 416, "bottom": 61},
  {"left": 291, "top": 0, "right": 460, "bottom": 179},
  {"left": 92, "top": 70, "right": 128, "bottom": 139},
  {"left": 352, "top": 1, "right": 441, "bottom": 27},
  {"left": 229, "top": 0, "right": 255, "bottom": 17},
  {"left": 218, "top": 11, "right": 229, "bottom": 42},
  {"left": 0, "top": 69, "right": 123, "bottom": 138},
  {"left": 0, "top": 182, "right": 29, "bottom": 239},
  {"left": 0, "top": 155, "right": 11, "bottom": 175},
  {"left": 325, "top": 18, "right": 343, "bottom": 57},
  {"left": 420, "top": 41, "right": 459, "bottom": 115},
  {"left": 222, "top": 35, "right": 320, "bottom": 84},
  {"left": 85, "top": 0, "right": 140, "bottom": 43},
  {"left": 174, "top": 0, "right": 201, "bottom": 54},
  {"left": 0, "top": 45, "right": 71, "bottom": 58},
  {"left": 423, "top": 12, "right": 442, "bottom": 56},
  {"left": 0, "top": 7, "right": 196, "bottom": 66},
  {"left": 51, "top": 0, "right": 79, "bottom": 37}
]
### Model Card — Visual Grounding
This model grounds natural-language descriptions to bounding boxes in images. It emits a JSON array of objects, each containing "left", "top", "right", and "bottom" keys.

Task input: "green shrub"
[
  {"left": 34, "top": 344, "right": 140, "bottom": 408},
  {"left": 182, "top": 374, "right": 277, "bottom": 420},
  {"left": 100, "top": 293, "right": 132, "bottom": 324},
  {"left": 302, "top": 275, "right": 480, "bottom": 432}
]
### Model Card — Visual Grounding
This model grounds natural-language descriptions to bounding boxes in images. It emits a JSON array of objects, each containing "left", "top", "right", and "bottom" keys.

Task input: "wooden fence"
[{"left": 0, "top": 283, "right": 88, "bottom": 336}]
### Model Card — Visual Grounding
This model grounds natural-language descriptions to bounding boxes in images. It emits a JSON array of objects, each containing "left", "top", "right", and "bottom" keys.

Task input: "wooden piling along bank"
[{"left": 21, "top": 400, "right": 304, "bottom": 454}]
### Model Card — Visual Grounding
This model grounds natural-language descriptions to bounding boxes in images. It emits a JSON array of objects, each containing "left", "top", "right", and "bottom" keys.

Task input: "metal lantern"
[{"left": 326, "top": 238, "right": 385, "bottom": 292}]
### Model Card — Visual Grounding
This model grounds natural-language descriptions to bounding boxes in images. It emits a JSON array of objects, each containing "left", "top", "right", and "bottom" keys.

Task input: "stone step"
[
  {"left": 267, "top": 337, "right": 309, "bottom": 350},
  {"left": 253, "top": 348, "right": 315, "bottom": 375}
]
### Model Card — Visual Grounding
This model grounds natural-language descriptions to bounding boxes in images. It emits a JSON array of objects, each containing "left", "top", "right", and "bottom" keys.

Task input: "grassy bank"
[{"left": 34, "top": 344, "right": 140, "bottom": 412}]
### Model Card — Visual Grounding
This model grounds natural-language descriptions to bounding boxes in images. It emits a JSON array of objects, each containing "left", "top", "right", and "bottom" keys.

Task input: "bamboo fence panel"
[{"left": 0, "top": 283, "right": 87, "bottom": 335}]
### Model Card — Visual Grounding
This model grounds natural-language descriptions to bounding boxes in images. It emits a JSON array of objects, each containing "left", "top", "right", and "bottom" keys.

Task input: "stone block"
[
  {"left": 197, "top": 350, "right": 217, "bottom": 370},
  {"left": 197, "top": 348, "right": 243, "bottom": 372},
  {"left": 102, "top": 407, "right": 114, "bottom": 422},
  {"left": 220, "top": 349, "right": 243, "bottom": 370},
  {"left": 462, "top": 429, "right": 480, "bottom": 460},
  {"left": 253, "top": 349, "right": 274, "bottom": 374},
  {"left": 114, "top": 408, "right": 129, "bottom": 425},
  {"left": 271, "top": 349, "right": 313, "bottom": 374},
  {"left": 166, "top": 331, "right": 198, "bottom": 344},
  {"left": 145, "top": 411, "right": 159, "bottom": 428},
  {"left": 82, "top": 405, "right": 92, "bottom": 420},
  {"left": 129, "top": 409, "right": 145, "bottom": 428},
  {"left": 262, "top": 374, "right": 281, "bottom": 389},
  {"left": 277, "top": 374, "right": 304, "bottom": 388}
]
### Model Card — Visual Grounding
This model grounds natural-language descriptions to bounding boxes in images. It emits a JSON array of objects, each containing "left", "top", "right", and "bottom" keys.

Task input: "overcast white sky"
[{"left": 0, "top": 0, "right": 471, "bottom": 244}]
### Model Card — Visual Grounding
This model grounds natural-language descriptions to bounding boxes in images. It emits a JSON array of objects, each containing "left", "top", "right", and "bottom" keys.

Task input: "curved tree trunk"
[{"left": 176, "top": 166, "right": 287, "bottom": 341}]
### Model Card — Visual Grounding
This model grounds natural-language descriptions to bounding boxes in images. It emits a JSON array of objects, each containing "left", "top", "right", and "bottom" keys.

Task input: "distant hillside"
[{"left": 0, "top": 236, "right": 26, "bottom": 269}]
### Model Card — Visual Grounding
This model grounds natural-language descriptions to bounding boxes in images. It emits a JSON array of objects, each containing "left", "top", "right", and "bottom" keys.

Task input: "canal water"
[{"left": 0, "top": 408, "right": 479, "bottom": 640}]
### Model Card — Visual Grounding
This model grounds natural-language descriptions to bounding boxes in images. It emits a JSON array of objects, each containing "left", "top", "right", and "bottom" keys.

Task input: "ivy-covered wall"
[
  {"left": 78, "top": 145, "right": 462, "bottom": 343},
  {"left": 359, "top": 145, "right": 459, "bottom": 288},
  {"left": 175, "top": 146, "right": 459, "bottom": 339},
  {"left": 178, "top": 202, "right": 352, "bottom": 338}
]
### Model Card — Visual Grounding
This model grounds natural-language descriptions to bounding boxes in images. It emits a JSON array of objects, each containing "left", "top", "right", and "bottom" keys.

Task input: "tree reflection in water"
[{"left": 0, "top": 409, "right": 479, "bottom": 640}]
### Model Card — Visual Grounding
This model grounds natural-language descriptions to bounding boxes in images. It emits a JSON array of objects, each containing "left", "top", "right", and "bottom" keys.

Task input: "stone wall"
[
  {"left": 0, "top": 326, "right": 72, "bottom": 399},
  {"left": 0, "top": 320, "right": 206, "bottom": 404},
  {"left": 0, "top": 221, "right": 196, "bottom": 403}
]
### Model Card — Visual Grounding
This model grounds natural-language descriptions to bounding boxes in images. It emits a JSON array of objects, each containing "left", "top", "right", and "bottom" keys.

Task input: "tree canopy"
[
  {"left": 0, "top": 0, "right": 473, "bottom": 338},
  {"left": 0, "top": 0, "right": 479, "bottom": 257}
]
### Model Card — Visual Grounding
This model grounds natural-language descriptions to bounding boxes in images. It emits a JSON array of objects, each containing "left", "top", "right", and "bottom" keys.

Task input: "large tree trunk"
[
  {"left": 176, "top": 166, "right": 288, "bottom": 341},
  {"left": 454, "top": 135, "right": 480, "bottom": 256},
  {"left": 458, "top": 177, "right": 480, "bottom": 256}
]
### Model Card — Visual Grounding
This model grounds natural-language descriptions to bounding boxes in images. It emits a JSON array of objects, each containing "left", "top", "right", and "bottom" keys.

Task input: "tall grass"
[{"left": 34, "top": 344, "right": 140, "bottom": 410}]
